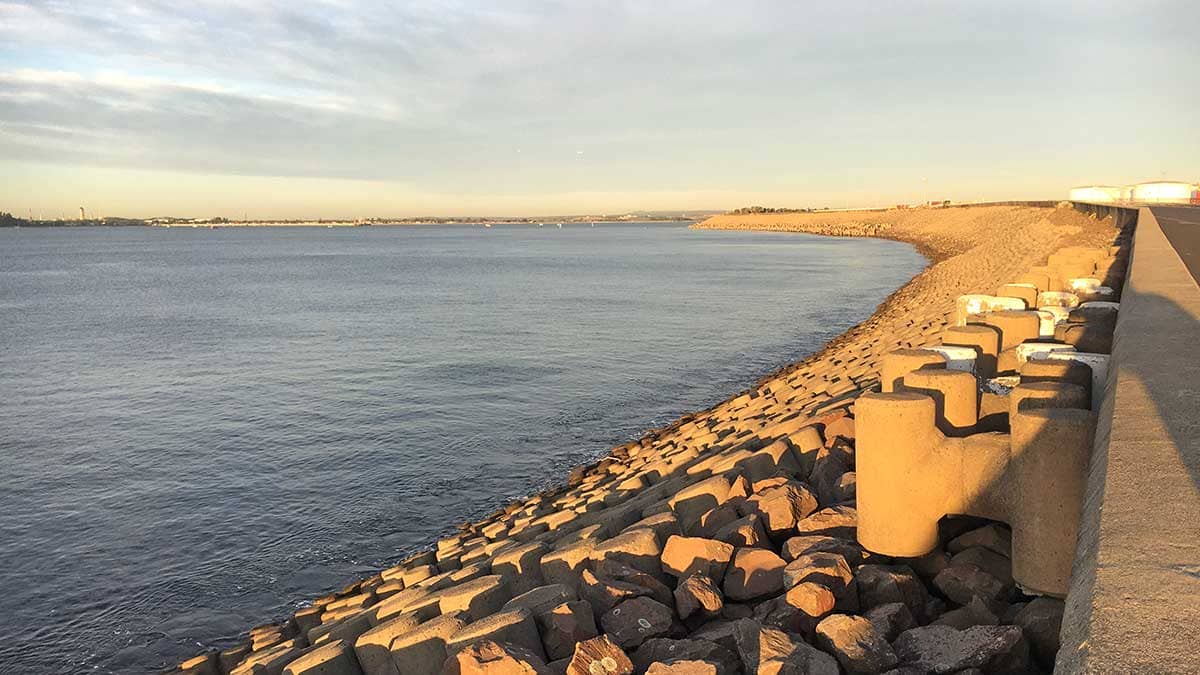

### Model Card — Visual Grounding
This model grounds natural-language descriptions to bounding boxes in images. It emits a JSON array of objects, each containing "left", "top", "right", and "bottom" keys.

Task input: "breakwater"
[{"left": 175, "top": 205, "right": 1123, "bottom": 674}]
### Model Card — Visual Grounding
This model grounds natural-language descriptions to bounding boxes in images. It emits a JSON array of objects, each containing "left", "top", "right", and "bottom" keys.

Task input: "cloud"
[{"left": 0, "top": 0, "right": 1197, "bottom": 201}]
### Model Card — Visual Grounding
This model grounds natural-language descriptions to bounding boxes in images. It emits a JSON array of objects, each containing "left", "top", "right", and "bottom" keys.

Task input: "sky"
[{"left": 0, "top": 1, "right": 1197, "bottom": 219}]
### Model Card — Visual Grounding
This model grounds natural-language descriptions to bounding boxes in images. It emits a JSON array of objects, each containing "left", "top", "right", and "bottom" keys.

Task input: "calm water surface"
[{"left": 0, "top": 223, "right": 924, "bottom": 673}]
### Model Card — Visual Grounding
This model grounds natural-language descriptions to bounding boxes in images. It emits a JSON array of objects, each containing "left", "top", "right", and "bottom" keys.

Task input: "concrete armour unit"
[
  {"left": 1018, "top": 359, "right": 1093, "bottom": 397},
  {"left": 997, "top": 282, "right": 1039, "bottom": 307},
  {"left": 445, "top": 606, "right": 547, "bottom": 661},
  {"left": 354, "top": 613, "right": 420, "bottom": 675},
  {"left": 880, "top": 349, "right": 946, "bottom": 393},
  {"left": 954, "top": 294, "right": 1026, "bottom": 326},
  {"left": 1039, "top": 305, "right": 1071, "bottom": 334},
  {"left": 920, "top": 345, "right": 979, "bottom": 374},
  {"left": 1038, "top": 291, "right": 1081, "bottom": 310},
  {"left": 282, "top": 639, "right": 361, "bottom": 675},
  {"left": 1017, "top": 269, "right": 1053, "bottom": 292},
  {"left": 388, "top": 613, "right": 465, "bottom": 675},
  {"left": 855, "top": 390, "right": 1095, "bottom": 597},
  {"left": 941, "top": 324, "right": 1001, "bottom": 378},
  {"left": 1034, "top": 309, "right": 1059, "bottom": 337},
  {"left": 1029, "top": 351, "right": 1109, "bottom": 410},
  {"left": 1014, "top": 342, "right": 1075, "bottom": 367},
  {"left": 978, "top": 310, "right": 1043, "bottom": 352},
  {"left": 895, "top": 368, "right": 978, "bottom": 437}
]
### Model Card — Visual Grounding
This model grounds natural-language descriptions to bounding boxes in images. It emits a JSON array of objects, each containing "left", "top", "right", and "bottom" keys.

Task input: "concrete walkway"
[
  {"left": 1058, "top": 207, "right": 1200, "bottom": 673},
  {"left": 1155, "top": 205, "right": 1200, "bottom": 283}
]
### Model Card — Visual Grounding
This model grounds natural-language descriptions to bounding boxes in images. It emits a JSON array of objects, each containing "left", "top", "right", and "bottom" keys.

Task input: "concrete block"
[
  {"left": 856, "top": 391, "right": 1094, "bottom": 596},
  {"left": 955, "top": 294, "right": 1026, "bottom": 326},
  {"left": 541, "top": 539, "right": 596, "bottom": 592},
  {"left": 1029, "top": 351, "right": 1109, "bottom": 409},
  {"left": 446, "top": 606, "right": 547, "bottom": 661},
  {"left": 353, "top": 613, "right": 419, "bottom": 675},
  {"left": 941, "top": 325, "right": 1001, "bottom": 378},
  {"left": 978, "top": 310, "right": 1042, "bottom": 352},
  {"left": 388, "top": 613, "right": 464, "bottom": 675},
  {"left": 880, "top": 349, "right": 946, "bottom": 393},
  {"left": 437, "top": 575, "right": 513, "bottom": 621},
  {"left": 282, "top": 639, "right": 362, "bottom": 675},
  {"left": 997, "top": 283, "right": 1038, "bottom": 308},
  {"left": 492, "top": 542, "right": 549, "bottom": 596},
  {"left": 1037, "top": 291, "right": 1080, "bottom": 310}
]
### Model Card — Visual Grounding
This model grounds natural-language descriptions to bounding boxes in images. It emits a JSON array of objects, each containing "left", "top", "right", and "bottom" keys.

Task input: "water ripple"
[{"left": 0, "top": 223, "right": 924, "bottom": 673}]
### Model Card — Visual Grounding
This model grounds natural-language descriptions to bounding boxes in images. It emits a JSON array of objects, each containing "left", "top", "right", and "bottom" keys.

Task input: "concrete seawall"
[
  {"left": 175, "top": 205, "right": 1129, "bottom": 675},
  {"left": 1057, "top": 205, "right": 1200, "bottom": 673}
]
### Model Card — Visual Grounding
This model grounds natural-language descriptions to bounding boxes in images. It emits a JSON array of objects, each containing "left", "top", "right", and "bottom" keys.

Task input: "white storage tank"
[
  {"left": 1068, "top": 186, "right": 1124, "bottom": 203},
  {"left": 1130, "top": 181, "right": 1198, "bottom": 204}
]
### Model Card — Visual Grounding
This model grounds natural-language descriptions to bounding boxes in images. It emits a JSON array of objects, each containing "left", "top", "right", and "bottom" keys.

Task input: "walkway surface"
[
  {"left": 1058, "top": 206, "right": 1200, "bottom": 673},
  {"left": 1154, "top": 205, "right": 1200, "bottom": 282}
]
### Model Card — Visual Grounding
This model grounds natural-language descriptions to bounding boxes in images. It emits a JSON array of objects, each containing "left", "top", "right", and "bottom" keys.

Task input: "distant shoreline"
[{"left": 0, "top": 215, "right": 717, "bottom": 229}]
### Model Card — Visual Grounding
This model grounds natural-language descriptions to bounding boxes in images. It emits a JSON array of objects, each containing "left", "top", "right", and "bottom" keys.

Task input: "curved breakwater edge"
[{"left": 175, "top": 204, "right": 1122, "bottom": 675}]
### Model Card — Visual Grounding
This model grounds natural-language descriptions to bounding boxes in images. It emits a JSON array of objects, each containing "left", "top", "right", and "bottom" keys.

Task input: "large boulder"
[
  {"left": 738, "top": 483, "right": 819, "bottom": 538},
  {"left": 730, "top": 619, "right": 839, "bottom": 675},
  {"left": 661, "top": 536, "right": 735, "bottom": 582},
  {"left": 855, "top": 565, "right": 927, "bottom": 623},
  {"left": 438, "top": 576, "right": 514, "bottom": 621},
  {"left": 580, "top": 568, "right": 651, "bottom": 616},
  {"left": 813, "top": 614, "right": 898, "bottom": 674},
  {"left": 781, "top": 535, "right": 866, "bottom": 566},
  {"left": 542, "top": 540, "right": 598, "bottom": 592},
  {"left": 537, "top": 600, "right": 599, "bottom": 662},
  {"left": 794, "top": 505, "right": 857, "bottom": 540},
  {"left": 931, "top": 565, "right": 1007, "bottom": 608},
  {"left": 694, "top": 506, "right": 742, "bottom": 540},
  {"left": 674, "top": 574, "right": 723, "bottom": 622},
  {"left": 600, "top": 597, "right": 676, "bottom": 650},
  {"left": 670, "top": 476, "right": 733, "bottom": 533},
  {"left": 645, "top": 662, "right": 718, "bottom": 675},
  {"left": 623, "top": 513, "right": 683, "bottom": 547},
  {"left": 688, "top": 620, "right": 741, "bottom": 654},
  {"left": 631, "top": 638, "right": 740, "bottom": 675},
  {"left": 566, "top": 635, "right": 633, "bottom": 675},
  {"left": 1013, "top": 597, "right": 1064, "bottom": 668},
  {"left": 946, "top": 524, "right": 1012, "bottom": 558},
  {"left": 777, "top": 582, "right": 837, "bottom": 636},
  {"left": 442, "top": 640, "right": 552, "bottom": 675},
  {"left": 822, "top": 416, "right": 855, "bottom": 445},
  {"left": 712, "top": 514, "right": 771, "bottom": 549},
  {"left": 830, "top": 472, "right": 856, "bottom": 505},
  {"left": 591, "top": 530, "right": 664, "bottom": 578},
  {"left": 892, "top": 625, "right": 1030, "bottom": 674},
  {"left": 783, "top": 552, "right": 853, "bottom": 586},
  {"left": 594, "top": 562, "right": 675, "bottom": 608},
  {"left": 722, "top": 548, "right": 787, "bottom": 602},
  {"left": 948, "top": 547, "right": 1013, "bottom": 586},
  {"left": 862, "top": 603, "right": 914, "bottom": 643},
  {"left": 930, "top": 597, "right": 999, "bottom": 630},
  {"left": 808, "top": 446, "right": 852, "bottom": 507},
  {"left": 783, "top": 552, "right": 855, "bottom": 610}
]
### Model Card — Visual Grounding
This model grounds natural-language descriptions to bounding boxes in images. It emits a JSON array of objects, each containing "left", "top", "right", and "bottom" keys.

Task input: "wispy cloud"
[{"left": 1, "top": 0, "right": 1197, "bottom": 207}]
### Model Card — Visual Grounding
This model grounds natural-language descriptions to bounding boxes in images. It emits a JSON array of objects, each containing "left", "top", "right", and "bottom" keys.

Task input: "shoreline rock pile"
[{"left": 174, "top": 206, "right": 1125, "bottom": 675}]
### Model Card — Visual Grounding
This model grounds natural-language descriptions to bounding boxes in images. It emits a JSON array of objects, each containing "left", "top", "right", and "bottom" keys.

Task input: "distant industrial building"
[{"left": 1069, "top": 181, "right": 1199, "bottom": 205}]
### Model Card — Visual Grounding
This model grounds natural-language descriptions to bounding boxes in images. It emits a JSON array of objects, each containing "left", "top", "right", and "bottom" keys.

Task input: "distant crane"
[{"left": 79, "top": 206, "right": 86, "bottom": 221}]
